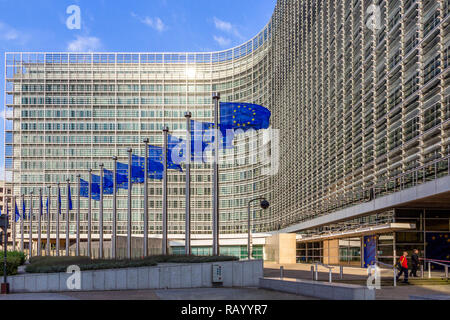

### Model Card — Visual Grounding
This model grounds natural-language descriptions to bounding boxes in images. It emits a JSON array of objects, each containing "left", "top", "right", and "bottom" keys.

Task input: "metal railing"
[
  {"left": 421, "top": 259, "right": 450, "bottom": 281},
  {"left": 376, "top": 261, "right": 398, "bottom": 287}
]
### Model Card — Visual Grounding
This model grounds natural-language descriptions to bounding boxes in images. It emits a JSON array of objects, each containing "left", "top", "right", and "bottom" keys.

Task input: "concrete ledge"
[
  {"left": 259, "top": 277, "right": 375, "bottom": 300},
  {"left": 9, "top": 260, "right": 263, "bottom": 293}
]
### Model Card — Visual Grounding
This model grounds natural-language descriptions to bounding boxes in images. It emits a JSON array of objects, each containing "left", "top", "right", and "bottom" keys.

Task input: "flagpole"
[
  {"left": 88, "top": 169, "right": 92, "bottom": 258},
  {"left": 12, "top": 196, "right": 16, "bottom": 251},
  {"left": 46, "top": 186, "right": 51, "bottom": 256},
  {"left": 162, "top": 127, "right": 169, "bottom": 255},
  {"left": 112, "top": 157, "right": 118, "bottom": 259},
  {"left": 144, "top": 139, "right": 149, "bottom": 258},
  {"left": 21, "top": 194, "right": 24, "bottom": 253},
  {"left": 99, "top": 164, "right": 104, "bottom": 259},
  {"left": 29, "top": 192, "right": 33, "bottom": 257},
  {"left": 66, "top": 179, "right": 70, "bottom": 257},
  {"left": 76, "top": 175, "right": 81, "bottom": 257},
  {"left": 38, "top": 189, "right": 42, "bottom": 256},
  {"left": 127, "top": 148, "right": 133, "bottom": 259},
  {"left": 212, "top": 92, "right": 221, "bottom": 256},
  {"left": 185, "top": 112, "right": 192, "bottom": 255},
  {"left": 56, "top": 183, "right": 60, "bottom": 257}
]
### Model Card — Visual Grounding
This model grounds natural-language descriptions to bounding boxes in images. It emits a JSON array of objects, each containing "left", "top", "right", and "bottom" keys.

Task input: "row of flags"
[{"left": 3, "top": 102, "right": 271, "bottom": 222}]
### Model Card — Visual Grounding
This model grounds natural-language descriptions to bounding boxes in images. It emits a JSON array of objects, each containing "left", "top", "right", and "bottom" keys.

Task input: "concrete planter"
[
  {"left": 260, "top": 277, "right": 375, "bottom": 300},
  {"left": 9, "top": 260, "right": 263, "bottom": 293}
]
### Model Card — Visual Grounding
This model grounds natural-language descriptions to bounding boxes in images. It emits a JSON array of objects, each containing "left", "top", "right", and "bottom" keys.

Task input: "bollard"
[
  {"left": 428, "top": 262, "right": 431, "bottom": 279},
  {"left": 421, "top": 265, "right": 424, "bottom": 279},
  {"left": 393, "top": 268, "right": 397, "bottom": 287},
  {"left": 340, "top": 266, "right": 344, "bottom": 280},
  {"left": 311, "top": 266, "right": 315, "bottom": 281},
  {"left": 315, "top": 263, "right": 319, "bottom": 281},
  {"left": 446, "top": 266, "right": 448, "bottom": 281},
  {"left": 280, "top": 266, "right": 284, "bottom": 279},
  {"left": 329, "top": 269, "right": 332, "bottom": 283}
]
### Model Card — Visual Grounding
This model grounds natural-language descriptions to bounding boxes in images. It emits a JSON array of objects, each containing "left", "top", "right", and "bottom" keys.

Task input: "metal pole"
[
  {"left": 99, "top": 164, "right": 104, "bottom": 259},
  {"left": 144, "top": 139, "right": 149, "bottom": 257},
  {"left": 248, "top": 201, "right": 252, "bottom": 260},
  {"left": 185, "top": 113, "right": 192, "bottom": 255},
  {"left": 127, "top": 148, "right": 132, "bottom": 259},
  {"left": 56, "top": 183, "right": 60, "bottom": 257},
  {"left": 20, "top": 194, "right": 24, "bottom": 253},
  {"left": 38, "top": 189, "right": 42, "bottom": 256},
  {"left": 340, "top": 266, "right": 344, "bottom": 280},
  {"left": 112, "top": 157, "right": 118, "bottom": 259},
  {"left": 212, "top": 92, "right": 220, "bottom": 256},
  {"left": 88, "top": 169, "right": 92, "bottom": 258},
  {"left": 428, "top": 262, "right": 431, "bottom": 279},
  {"left": 46, "top": 187, "right": 51, "bottom": 256},
  {"left": 3, "top": 213, "right": 7, "bottom": 284},
  {"left": 29, "top": 192, "right": 33, "bottom": 258},
  {"left": 162, "top": 128, "right": 169, "bottom": 255},
  {"left": 66, "top": 179, "right": 70, "bottom": 257},
  {"left": 76, "top": 175, "right": 81, "bottom": 257}
]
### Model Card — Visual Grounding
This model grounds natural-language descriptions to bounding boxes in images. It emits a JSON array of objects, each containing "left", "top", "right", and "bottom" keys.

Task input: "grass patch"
[{"left": 25, "top": 255, "right": 239, "bottom": 274}]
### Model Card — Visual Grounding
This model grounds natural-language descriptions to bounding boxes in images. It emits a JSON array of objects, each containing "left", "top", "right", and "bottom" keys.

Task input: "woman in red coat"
[{"left": 396, "top": 252, "right": 409, "bottom": 284}]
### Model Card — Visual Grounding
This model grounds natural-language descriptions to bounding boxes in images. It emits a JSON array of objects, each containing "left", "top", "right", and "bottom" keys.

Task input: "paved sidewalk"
[{"left": 0, "top": 288, "right": 316, "bottom": 300}]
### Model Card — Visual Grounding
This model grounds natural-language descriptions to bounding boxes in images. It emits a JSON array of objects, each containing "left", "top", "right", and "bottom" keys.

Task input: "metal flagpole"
[
  {"left": 46, "top": 186, "right": 51, "bottom": 256},
  {"left": 56, "top": 183, "right": 60, "bottom": 257},
  {"left": 76, "top": 175, "right": 81, "bottom": 257},
  {"left": 66, "top": 179, "right": 70, "bottom": 257},
  {"left": 185, "top": 112, "right": 192, "bottom": 255},
  {"left": 88, "top": 169, "right": 92, "bottom": 258},
  {"left": 99, "top": 164, "right": 104, "bottom": 259},
  {"left": 144, "top": 139, "right": 149, "bottom": 257},
  {"left": 29, "top": 192, "right": 33, "bottom": 257},
  {"left": 12, "top": 196, "right": 16, "bottom": 251},
  {"left": 112, "top": 157, "right": 118, "bottom": 259},
  {"left": 127, "top": 148, "right": 133, "bottom": 259},
  {"left": 212, "top": 92, "right": 221, "bottom": 256},
  {"left": 38, "top": 189, "right": 42, "bottom": 256},
  {"left": 20, "top": 194, "right": 24, "bottom": 253},
  {"left": 162, "top": 127, "right": 169, "bottom": 255}
]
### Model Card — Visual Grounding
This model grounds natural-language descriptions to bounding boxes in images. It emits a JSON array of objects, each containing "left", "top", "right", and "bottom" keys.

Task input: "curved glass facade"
[{"left": 4, "top": 0, "right": 450, "bottom": 246}]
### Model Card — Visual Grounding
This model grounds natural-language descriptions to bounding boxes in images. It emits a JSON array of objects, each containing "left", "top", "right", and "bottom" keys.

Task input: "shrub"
[
  {"left": 0, "top": 251, "right": 26, "bottom": 266},
  {"left": 0, "top": 255, "right": 23, "bottom": 276},
  {"left": 25, "top": 255, "right": 239, "bottom": 274}
]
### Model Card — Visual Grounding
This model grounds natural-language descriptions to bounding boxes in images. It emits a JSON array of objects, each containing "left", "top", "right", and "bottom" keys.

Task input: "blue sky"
[{"left": 0, "top": 0, "right": 277, "bottom": 179}]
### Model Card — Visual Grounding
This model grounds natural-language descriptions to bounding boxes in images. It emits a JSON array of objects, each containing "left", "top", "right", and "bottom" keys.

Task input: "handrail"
[
  {"left": 425, "top": 260, "right": 449, "bottom": 280},
  {"left": 375, "top": 260, "right": 398, "bottom": 287}
]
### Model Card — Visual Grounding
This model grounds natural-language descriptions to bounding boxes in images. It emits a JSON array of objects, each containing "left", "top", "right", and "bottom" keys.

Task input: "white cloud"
[
  {"left": 213, "top": 17, "right": 244, "bottom": 40},
  {"left": 67, "top": 36, "right": 102, "bottom": 52},
  {"left": 131, "top": 12, "right": 166, "bottom": 32},
  {"left": 213, "top": 35, "right": 231, "bottom": 47},
  {"left": 0, "top": 21, "right": 28, "bottom": 43}
]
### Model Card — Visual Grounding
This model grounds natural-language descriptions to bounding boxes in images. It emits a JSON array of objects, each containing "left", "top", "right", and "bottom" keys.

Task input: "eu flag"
[
  {"left": 58, "top": 186, "right": 62, "bottom": 215},
  {"left": 15, "top": 200, "right": 20, "bottom": 222},
  {"left": 168, "top": 134, "right": 209, "bottom": 164},
  {"left": 149, "top": 144, "right": 183, "bottom": 172},
  {"left": 22, "top": 198, "right": 26, "bottom": 220},
  {"left": 220, "top": 102, "right": 271, "bottom": 131},
  {"left": 191, "top": 120, "right": 234, "bottom": 150},
  {"left": 68, "top": 184, "right": 73, "bottom": 210},
  {"left": 91, "top": 175, "right": 103, "bottom": 198},
  {"left": 40, "top": 194, "right": 44, "bottom": 216},
  {"left": 132, "top": 155, "right": 164, "bottom": 181},
  {"left": 46, "top": 196, "right": 49, "bottom": 216},
  {"left": 104, "top": 169, "right": 128, "bottom": 191}
]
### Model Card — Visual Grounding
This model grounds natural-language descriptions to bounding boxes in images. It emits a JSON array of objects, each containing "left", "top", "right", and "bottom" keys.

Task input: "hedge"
[
  {"left": 0, "top": 251, "right": 27, "bottom": 276},
  {"left": 25, "top": 255, "right": 239, "bottom": 274}
]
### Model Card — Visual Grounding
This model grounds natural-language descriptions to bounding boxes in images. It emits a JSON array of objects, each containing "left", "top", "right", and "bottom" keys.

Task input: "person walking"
[
  {"left": 410, "top": 249, "right": 420, "bottom": 278},
  {"left": 396, "top": 251, "right": 409, "bottom": 284}
]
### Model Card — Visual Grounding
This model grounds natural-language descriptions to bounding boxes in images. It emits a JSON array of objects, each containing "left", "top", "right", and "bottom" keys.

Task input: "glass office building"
[{"left": 4, "top": 0, "right": 450, "bottom": 262}]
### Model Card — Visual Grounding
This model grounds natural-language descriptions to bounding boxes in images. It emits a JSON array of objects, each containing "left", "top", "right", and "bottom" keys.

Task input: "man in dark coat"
[{"left": 410, "top": 249, "right": 420, "bottom": 278}]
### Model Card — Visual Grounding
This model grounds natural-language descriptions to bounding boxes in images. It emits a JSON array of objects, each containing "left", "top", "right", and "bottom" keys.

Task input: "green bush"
[
  {"left": 0, "top": 255, "right": 23, "bottom": 276},
  {"left": 0, "top": 251, "right": 26, "bottom": 266},
  {"left": 25, "top": 255, "right": 239, "bottom": 274}
]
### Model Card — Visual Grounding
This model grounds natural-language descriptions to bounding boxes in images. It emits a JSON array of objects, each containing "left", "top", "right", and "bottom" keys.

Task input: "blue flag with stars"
[
  {"left": 46, "top": 195, "right": 49, "bottom": 216},
  {"left": 104, "top": 169, "right": 128, "bottom": 191},
  {"left": 58, "top": 186, "right": 62, "bottom": 215},
  {"left": 15, "top": 200, "right": 20, "bottom": 222},
  {"left": 149, "top": 144, "right": 183, "bottom": 172},
  {"left": 22, "top": 198, "right": 26, "bottom": 220},
  {"left": 68, "top": 183, "right": 73, "bottom": 210},
  {"left": 132, "top": 155, "right": 164, "bottom": 181},
  {"left": 220, "top": 102, "right": 271, "bottom": 132},
  {"left": 191, "top": 120, "right": 235, "bottom": 150}
]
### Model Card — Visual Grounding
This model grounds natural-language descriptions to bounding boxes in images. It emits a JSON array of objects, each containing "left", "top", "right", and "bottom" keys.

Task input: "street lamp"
[{"left": 247, "top": 198, "right": 270, "bottom": 260}]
